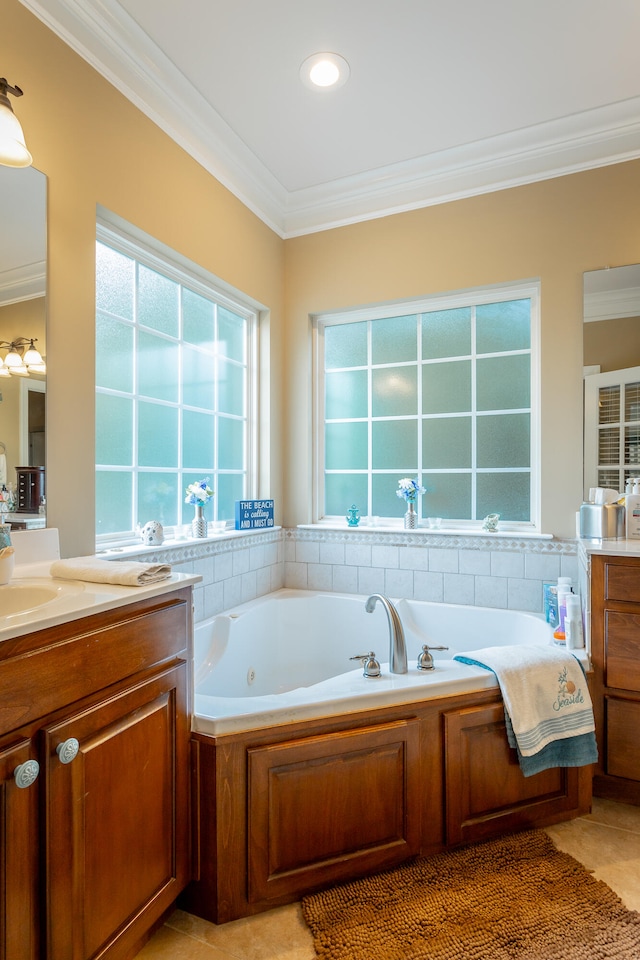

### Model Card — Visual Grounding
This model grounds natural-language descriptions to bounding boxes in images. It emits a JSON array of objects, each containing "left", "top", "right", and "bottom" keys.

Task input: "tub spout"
[{"left": 365, "top": 594, "right": 408, "bottom": 674}]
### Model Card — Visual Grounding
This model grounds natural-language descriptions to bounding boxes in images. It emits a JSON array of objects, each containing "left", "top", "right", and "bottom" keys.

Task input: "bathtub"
[{"left": 193, "top": 589, "right": 564, "bottom": 735}]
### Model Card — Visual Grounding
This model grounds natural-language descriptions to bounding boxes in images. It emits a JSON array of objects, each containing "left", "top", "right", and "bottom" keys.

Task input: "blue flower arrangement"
[
  {"left": 185, "top": 477, "right": 214, "bottom": 505},
  {"left": 396, "top": 477, "right": 426, "bottom": 503}
]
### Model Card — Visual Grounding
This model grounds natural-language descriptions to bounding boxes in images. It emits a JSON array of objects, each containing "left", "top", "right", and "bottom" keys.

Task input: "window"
[
  {"left": 95, "top": 220, "right": 257, "bottom": 542},
  {"left": 314, "top": 282, "right": 539, "bottom": 528}
]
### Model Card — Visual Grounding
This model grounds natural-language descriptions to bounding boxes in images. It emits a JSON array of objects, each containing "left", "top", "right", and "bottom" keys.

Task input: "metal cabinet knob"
[
  {"left": 13, "top": 759, "right": 40, "bottom": 789},
  {"left": 56, "top": 738, "right": 80, "bottom": 764}
]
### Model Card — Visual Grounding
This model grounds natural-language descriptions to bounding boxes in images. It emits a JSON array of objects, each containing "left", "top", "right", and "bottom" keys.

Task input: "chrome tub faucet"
[{"left": 365, "top": 594, "right": 408, "bottom": 674}]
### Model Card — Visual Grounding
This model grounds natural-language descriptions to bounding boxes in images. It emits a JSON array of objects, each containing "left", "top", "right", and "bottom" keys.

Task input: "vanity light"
[
  {"left": 0, "top": 338, "right": 45, "bottom": 377},
  {"left": 299, "top": 53, "right": 350, "bottom": 90},
  {"left": 0, "top": 78, "right": 32, "bottom": 168}
]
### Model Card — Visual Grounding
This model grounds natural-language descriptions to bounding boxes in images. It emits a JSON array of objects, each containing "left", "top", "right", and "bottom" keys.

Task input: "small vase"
[
  {"left": 404, "top": 501, "right": 417, "bottom": 529},
  {"left": 192, "top": 504, "right": 207, "bottom": 538}
]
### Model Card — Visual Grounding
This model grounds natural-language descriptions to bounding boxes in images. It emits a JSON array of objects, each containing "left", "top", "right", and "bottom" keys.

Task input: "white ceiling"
[{"left": 18, "top": 0, "right": 640, "bottom": 237}]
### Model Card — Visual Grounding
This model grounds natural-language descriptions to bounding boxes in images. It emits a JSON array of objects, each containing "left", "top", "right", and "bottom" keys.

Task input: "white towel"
[
  {"left": 454, "top": 644, "right": 595, "bottom": 757},
  {"left": 0, "top": 454, "right": 6, "bottom": 487},
  {"left": 50, "top": 556, "right": 172, "bottom": 586}
]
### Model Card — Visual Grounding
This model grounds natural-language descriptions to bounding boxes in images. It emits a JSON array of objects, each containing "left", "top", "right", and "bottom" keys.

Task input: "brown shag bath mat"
[{"left": 301, "top": 830, "right": 640, "bottom": 960}]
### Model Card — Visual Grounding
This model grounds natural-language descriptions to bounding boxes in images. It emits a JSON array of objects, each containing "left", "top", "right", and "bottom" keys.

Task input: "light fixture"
[
  {"left": 0, "top": 77, "right": 32, "bottom": 168},
  {"left": 299, "top": 53, "right": 350, "bottom": 91},
  {"left": 0, "top": 338, "right": 45, "bottom": 378}
]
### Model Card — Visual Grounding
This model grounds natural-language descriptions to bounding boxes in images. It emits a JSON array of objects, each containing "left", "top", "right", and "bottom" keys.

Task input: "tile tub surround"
[
  {"left": 136, "top": 798, "right": 640, "bottom": 959},
  {"left": 114, "top": 526, "right": 577, "bottom": 623}
]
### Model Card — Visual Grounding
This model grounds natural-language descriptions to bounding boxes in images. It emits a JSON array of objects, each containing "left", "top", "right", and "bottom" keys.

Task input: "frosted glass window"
[
  {"left": 477, "top": 414, "right": 530, "bottom": 468},
  {"left": 372, "top": 367, "right": 417, "bottom": 417},
  {"left": 138, "top": 264, "right": 179, "bottom": 337},
  {"left": 218, "top": 358, "right": 245, "bottom": 416},
  {"left": 218, "top": 417, "right": 244, "bottom": 470},
  {"left": 423, "top": 360, "right": 471, "bottom": 414},
  {"left": 422, "top": 473, "right": 472, "bottom": 520},
  {"left": 219, "top": 307, "right": 246, "bottom": 363},
  {"left": 96, "top": 227, "right": 254, "bottom": 540},
  {"left": 96, "top": 394, "right": 133, "bottom": 466},
  {"left": 96, "top": 315, "right": 133, "bottom": 392},
  {"left": 138, "top": 402, "right": 178, "bottom": 468},
  {"left": 422, "top": 308, "right": 471, "bottom": 360},
  {"left": 372, "top": 420, "right": 417, "bottom": 469},
  {"left": 326, "top": 370, "right": 368, "bottom": 419},
  {"left": 182, "top": 410, "right": 215, "bottom": 470},
  {"left": 183, "top": 344, "right": 215, "bottom": 410},
  {"left": 319, "top": 284, "right": 535, "bottom": 525},
  {"left": 138, "top": 473, "right": 179, "bottom": 527},
  {"left": 183, "top": 288, "right": 215, "bottom": 349},
  {"left": 477, "top": 355, "right": 530, "bottom": 411},
  {"left": 138, "top": 331, "right": 179, "bottom": 403},
  {"left": 326, "top": 474, "right": 368, "bottom": 516},
  {"left": 96, "top": 242, "right": 134, "bottom": 320},
  {"left": 476, "top": 299, "right": 530, "bottom": 353},
  {"left": 326, "top": 322, "right": 367, "bottom": 369},
  {"left": 96, "top": 470, "right": 132, "bottom": 535},
  {"left": 423, "top": 417, "right": 471, "bottom": 469},
  {"left": 325, "top": 422, "right": 368, "bottom": 470},
  {"left": 477, "top": 473, "right": 530, "bottom": 521},
  {"left": 372, "top": 315, "right": 417, "bottom": 364}
]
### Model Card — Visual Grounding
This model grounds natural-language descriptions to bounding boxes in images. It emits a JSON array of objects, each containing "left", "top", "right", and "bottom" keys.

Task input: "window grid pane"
[
  {"left": 96, "top": 232, "right": 253, "bottom": 539},
  {"left": 322, "top": 294, "right": 533, "bottom": 523}
]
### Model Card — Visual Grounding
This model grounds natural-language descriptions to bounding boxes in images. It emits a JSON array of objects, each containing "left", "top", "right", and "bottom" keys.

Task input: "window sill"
[
  {"left": 297, "top": 523, "right": 553, "bottom": 541},
  {"left": 97, "top": 525, "right": 282, "bottom": 559}
]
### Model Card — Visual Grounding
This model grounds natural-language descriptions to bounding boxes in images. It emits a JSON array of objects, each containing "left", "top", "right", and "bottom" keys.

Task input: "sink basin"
[{"left": 0, "top": 579, "right": 85, "bottom": 617}]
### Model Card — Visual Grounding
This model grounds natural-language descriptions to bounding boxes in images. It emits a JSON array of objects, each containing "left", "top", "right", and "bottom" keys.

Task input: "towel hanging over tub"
[{"left": 454, "top": 644, "right": 598, "bottom": 777}]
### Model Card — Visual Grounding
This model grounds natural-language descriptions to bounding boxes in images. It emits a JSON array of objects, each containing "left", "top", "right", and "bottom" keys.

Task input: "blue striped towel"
[{"left": 454, "top": 644, "right": 598, "bottom": 777}]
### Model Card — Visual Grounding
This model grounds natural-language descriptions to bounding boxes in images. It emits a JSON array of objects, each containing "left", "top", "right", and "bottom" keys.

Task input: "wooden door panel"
[
  {"left": 0, "top": 736, "right": 39, "bottom": 960},
  {"left": 606, "top": 697, "right": 640, "bottom": 780},
  {"left": 248, "top": 719, "right": 420, "bottom": 902},
  {"left": 445, "top": 702, "right": 578, "bottom": 845},
  {"left": 604, "top": 611, "right": 640, "bottom": 692},
  {"left": 44, "top": 664, "right": 188, "bottom": 960}
]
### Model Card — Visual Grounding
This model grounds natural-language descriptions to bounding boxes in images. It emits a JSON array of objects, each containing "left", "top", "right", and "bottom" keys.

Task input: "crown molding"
[
  {"left": 0, "top": 261, "right": 46, "bottom": 307},
  {"left": 584, "top": 285, "right": 640, "bottom": 323},
  {"left": 20, "top": 0, "right": 640, "bottom": 238}
]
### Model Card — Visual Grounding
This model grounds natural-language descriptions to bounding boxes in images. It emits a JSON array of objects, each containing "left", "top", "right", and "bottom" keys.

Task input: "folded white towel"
[
  {"left": 50, "top": 556, "right": 172, "bottom": 586},
  {"left": 454, "top": 645, "right": 595, "bottom": 757}
]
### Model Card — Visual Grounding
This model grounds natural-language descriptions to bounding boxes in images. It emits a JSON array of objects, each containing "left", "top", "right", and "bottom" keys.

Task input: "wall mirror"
[
  {"left": 583, "top": 264, "right": 640, "bottom": 499},
  {"left": 0, "top": 165, "right": 47, "bottom": 525}
]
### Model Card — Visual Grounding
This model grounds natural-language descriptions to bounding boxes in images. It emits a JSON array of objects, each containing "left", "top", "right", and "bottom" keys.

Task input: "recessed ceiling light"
[{"left": 300, "top": 53, "right": 350, "bottom": 91}]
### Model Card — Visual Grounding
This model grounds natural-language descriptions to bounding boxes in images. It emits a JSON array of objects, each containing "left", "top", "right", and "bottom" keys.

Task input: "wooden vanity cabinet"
[
  {"left": 590, "top": 554, "right": 640, "bottom": 804},
  {"left": 0, "top": 586, "right": 192, "bottom": 960}
]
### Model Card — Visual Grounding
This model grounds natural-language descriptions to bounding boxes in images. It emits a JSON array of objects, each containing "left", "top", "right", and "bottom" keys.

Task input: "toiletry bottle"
[
  {"left": 565, "top": 593, "right": 584, "bottom": 650},
  {"left": 626, "top": 483, "right": 640, "bottom": 539},
  {"left": 553, "top": 578, "right": 573, "bottom": 645}
]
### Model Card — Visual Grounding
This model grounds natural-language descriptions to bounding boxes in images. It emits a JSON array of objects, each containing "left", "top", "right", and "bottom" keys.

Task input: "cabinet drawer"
[
  {"left": 0, "top": 592, "right": 190, "bottom": 733},
  {"left": 604, "top": 563, "right": 640, "bottom": 603},
  {"left": 606, "top": 697, "right": 640, "bottom": 781},
  {"left": 604, "top": 611, "right": 640, "bottom": 692}
]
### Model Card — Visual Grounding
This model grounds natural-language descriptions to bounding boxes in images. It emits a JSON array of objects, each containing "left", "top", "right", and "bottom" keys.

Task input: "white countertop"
[
  {"left": 0, "top": 560, "right": 201, "bottom": 643},
  {"left": 578, "top": 537, "right": 640, "bottom": 557}
]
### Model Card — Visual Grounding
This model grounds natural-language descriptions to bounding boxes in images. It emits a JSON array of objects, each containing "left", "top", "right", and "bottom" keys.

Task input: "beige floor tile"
[
  {"left": 546, "top": 809, "right": 640, "bottom": 911},
  {"left": 135, "top": 924, "right": 241, "bottom": 960},
  {"left": 586, "top": 796, "right": 640, "bottom": 833},
  {"left": 166, "top": 905, "right": 316, "bottom": 960}
]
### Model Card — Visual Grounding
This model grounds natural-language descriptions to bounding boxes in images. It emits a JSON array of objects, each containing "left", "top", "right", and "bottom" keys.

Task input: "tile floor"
[{"left": 136, "top": 798, "right": 640, "bottom": 960}]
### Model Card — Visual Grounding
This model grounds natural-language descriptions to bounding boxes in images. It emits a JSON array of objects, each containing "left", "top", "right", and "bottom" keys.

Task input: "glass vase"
[
  {"left": 192, "top": 504, "right": 208, "bottom": 538},
  {"left": 404, "top": 501, "right": 417, "bottom": 529}
]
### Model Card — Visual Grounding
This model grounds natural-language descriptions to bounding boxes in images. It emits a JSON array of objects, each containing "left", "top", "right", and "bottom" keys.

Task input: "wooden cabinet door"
[
  {"left": 444, "top": 702, "right": 586, "bottom": 845},
  {"left": 0, "top": 736, "right": 40, "bottom": 960},
  {"left": 43, "top": 664, "right": 189, "bottom": 960}
]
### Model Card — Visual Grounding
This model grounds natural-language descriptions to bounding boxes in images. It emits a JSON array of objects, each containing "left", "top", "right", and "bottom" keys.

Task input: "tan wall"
[
  {"left": 284, "top": 163, "right": 640, "bottom": 537},
  {"left": 584, "top": 316, "right": 640, "bottom": 373},
  {"left": 7, "top": 0, "right": 284, "bottom": 556}
]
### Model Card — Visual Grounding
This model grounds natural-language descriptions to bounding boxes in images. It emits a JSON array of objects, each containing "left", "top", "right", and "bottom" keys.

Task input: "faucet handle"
[
  {"left": 350, "top": 652, "right": 381, "bottom": 678},
  {"left": 417, "top": 644, "right": 449, "bottom": 671}
]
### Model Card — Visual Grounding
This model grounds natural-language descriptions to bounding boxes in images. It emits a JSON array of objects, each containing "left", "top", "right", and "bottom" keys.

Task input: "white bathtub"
[{"left": 193, "top": 589, "right": 561, "bottom": 735}]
